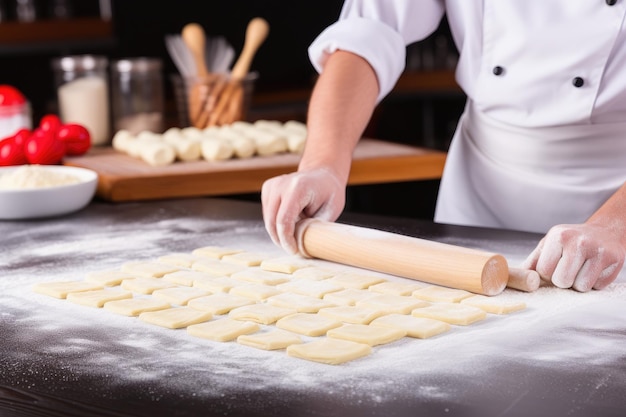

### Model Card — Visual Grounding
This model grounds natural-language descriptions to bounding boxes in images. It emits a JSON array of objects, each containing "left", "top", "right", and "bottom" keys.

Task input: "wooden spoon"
[{"left": 182, "top": 23, "right": 210, "bottom": 126}]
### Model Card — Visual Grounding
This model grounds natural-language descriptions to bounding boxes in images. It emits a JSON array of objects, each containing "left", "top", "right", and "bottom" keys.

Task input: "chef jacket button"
[
  {"left": 606, "top": 0, "right": 617, "bottom": 6},
  {"left": 572, "top": 77, "right": 585, "bottom": 88},
  {"left": 492, "top": 66, "right": 504, "bottom": 76}
]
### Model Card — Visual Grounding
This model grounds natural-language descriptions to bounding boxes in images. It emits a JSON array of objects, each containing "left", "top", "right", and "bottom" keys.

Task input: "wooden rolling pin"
[{"left": 296, "top": 219, "right": 536, "bottom": 296}]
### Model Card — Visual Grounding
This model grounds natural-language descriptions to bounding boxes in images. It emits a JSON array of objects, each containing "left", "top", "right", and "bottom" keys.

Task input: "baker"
[{"left": 261, "top": 0, "right": 626, "bottom": 292}]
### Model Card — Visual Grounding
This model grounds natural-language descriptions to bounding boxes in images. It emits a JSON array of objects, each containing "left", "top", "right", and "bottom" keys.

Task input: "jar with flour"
[{"left": 52, "top": 55, "right": 110, "bottom": 146}]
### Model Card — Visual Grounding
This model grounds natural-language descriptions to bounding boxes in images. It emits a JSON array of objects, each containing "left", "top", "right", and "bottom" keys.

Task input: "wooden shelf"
[{"left": 0, "top": 17, "right": 112, "bottom": 43}]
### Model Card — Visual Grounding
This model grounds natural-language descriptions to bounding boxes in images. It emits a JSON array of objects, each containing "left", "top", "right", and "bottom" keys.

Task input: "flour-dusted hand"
[
  {"left": 262, "top": 168, "right": 346, "bottom": 255},
  {"left": 522, "top": 223, "right": 626, "bottom": 292}
]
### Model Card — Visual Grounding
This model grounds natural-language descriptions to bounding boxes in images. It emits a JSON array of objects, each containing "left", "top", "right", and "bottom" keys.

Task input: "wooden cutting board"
[{"left": 63, "top": 138, "right": 446, "bottom": 202}]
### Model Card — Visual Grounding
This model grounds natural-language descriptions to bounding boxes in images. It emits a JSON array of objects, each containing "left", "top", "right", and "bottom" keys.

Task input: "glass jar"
[
  {"left": 51, "top": 55, "right": 110, "bottom": 146},
  {"left": 111, "top": 58, "right": 164, "bottom": 135}
]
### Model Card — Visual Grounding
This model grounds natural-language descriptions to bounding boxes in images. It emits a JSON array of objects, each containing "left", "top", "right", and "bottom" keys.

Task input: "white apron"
[{"left": 434, "top": 100, "right": 626, "bottom": 233}]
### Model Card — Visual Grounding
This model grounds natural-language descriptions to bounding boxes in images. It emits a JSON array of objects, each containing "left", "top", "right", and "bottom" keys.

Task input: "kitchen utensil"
[
  {"left": 164, "top": 34, "right": 195, "bottom": 77},
  {"left": 182, "top": 23, "right": 211, "bottom": 126}
]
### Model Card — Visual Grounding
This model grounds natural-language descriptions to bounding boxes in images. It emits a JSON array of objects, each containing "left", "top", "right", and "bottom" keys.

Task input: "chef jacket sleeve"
[{"left": 308, "top": 0, "right": 446, "bottom": 102}]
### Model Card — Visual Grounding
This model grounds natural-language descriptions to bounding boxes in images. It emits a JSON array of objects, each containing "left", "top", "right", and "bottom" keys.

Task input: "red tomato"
[
  {"left": 0, "top": 137, "right": 27, "bottom": 166},
  {"left": 12, "top": 128, "right": 30, "bottom": 148},
  {"left": 0, "top": 85, "right": 26, "bottom": 106},
  {"left": 39, "top": 114, "right": 62, "bottom": 133},
  {"left": 57, "top": 123, "right": 91, "bottom": 156},
  {"left": 24, "top": 129, "right": 66, "bottom": 164}
]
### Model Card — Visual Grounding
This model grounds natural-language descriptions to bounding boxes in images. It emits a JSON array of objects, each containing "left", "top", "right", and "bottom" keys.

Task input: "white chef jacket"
[{"left": 308, "top": 0, "right": 626, "bottom": 233}]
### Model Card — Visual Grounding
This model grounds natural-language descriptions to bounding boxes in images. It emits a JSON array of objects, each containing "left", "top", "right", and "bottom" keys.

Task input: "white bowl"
[{"left": 0, "top": 165, "right": 98, "bottom": 220}]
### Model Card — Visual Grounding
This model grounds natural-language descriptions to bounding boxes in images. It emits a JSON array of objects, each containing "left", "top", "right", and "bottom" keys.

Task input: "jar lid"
[
  {"left": 113, "top": 58, "right": 162, "bottom": 73},
  {"left": 52, "top": 55, "right": 108, "bottom": 72}
]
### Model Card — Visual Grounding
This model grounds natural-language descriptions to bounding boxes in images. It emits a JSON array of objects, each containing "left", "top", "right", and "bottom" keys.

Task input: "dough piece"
[
  {"left": 139, "top": 141, "right": 176, "bottom": 166},
  {"left": 187, "top": 319, "right": 259, "bottom": 342},
  {"left": 181, "top": 126, "right": 204, "bottom": 140},
  {"left": 221, "top": 252, "right": 268, "bottom": 267},
  {"left": 286, "top": 338, "right": 372, "bottom": 365},
  {"left": 276, "top": 313, "right": 342, "bottom": 337},
  {"left": 66, "top": 288, "right": 132, "bottom": 308},
  {"left": 237, "top": 329, "right": 302, "bottom": 350},
  {"left": 104, "top": 298, "right": 171, "bottom": 316},
  {"left": 228, "top": 304, "right": 296, "bottom": 325},
  {"left": 163, "top": 270, "right": 214, "bottom": 287},
  {"left": 260, "top": 256, "right": 312, "bottom": 274},
  {"left": 191, "top": 246, "right": 243, "bottom": 259},
  {"left": 411, "top": 303, "right": 487, "bottom": 325},
  {"left": 277, "top": 279, "right": 343, "bottom": 299},
  {"left": 85, "top": 269, "right": 136, "bottom": 286},
  {"left": 121, "top": 277, "right": 177, "bottom": 294},
  {"left": 201, "top": 137, "right": 234, "bottom": 161},
  {"left": 157, "top": 253, "right": 201, "bottom": 269},
  {"left": 355, "top": 294, "right": 430, "bottom": 315},
  {"left": 283, "top": 120, "right": 307, "bottom": 135},
  {"left": 231, "top": 269, "right": 290, "bottom": 286},
  {"left": 171, "top": 138, "right": 202, "bottom": 162},
  {"left": 252, "top": 129, "right": 287, "bottom": 156},
  {"left": 285, "top": 131, "right": 306, "bottom": 154},
  {"left": 111, "top": 129, "right": 134, "bottom": 152},
  {"left": 218, "top": 129, "right": 256, "bottom": 159},
  {"left": 460, "top": 295, "right": 527, "bottom": 315},
  {"left": 322, "top": 289, "right": 376, "bottom": 306},
  {"left": 412, "top": 286, "right": 474, "bottom": 303},
  {"left": 292, "top": 267, "right": 339, "bottom": 281},
  {"left": 152, "top": 287, "right": 210, "bottom": 306},
  {"left": 266, "top": 293, "right": 336, "bottom": 313},
  {"left": 120, "top": 261, "right": 180, "bottom": 278},
  {"left": 254, "top": 119, "right": 283, "bottom": 131},
  {"left": 187, "top": 293, "right": 254, "bottom": 315},
  {"left": 229, "top": 284, "right": 282, "bottom": 301},
  {"left": 192, "top": 276, "right": 246, "bottom": 293},
  {"left": 33, "top": 281, "right": 103, "bottom": 299},
  {"left": 370, "top": 314, "right": 450, "bottom": 339},
  {"left": 318, "top": 306, "right": 385, "bottom": 325},
  {"left": 327, "top": 324, "right": 406, "bottom": 346},
  {"left": 327, "top": 273, "right": 385, "bottom": 290},
  {"left": 161, "top": 126, "right": 182, "bottom": 142},
  {"left": 139, "top": 307, "right": 212, "bottom": 329},
  {"left": 191, "top": 259, "right": 247, "bottom": 276},
  {"left": 368, "top": 281, "right": 429, "bottom": 296}
]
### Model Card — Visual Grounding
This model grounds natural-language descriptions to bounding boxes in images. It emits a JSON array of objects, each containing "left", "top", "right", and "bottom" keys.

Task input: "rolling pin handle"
[{"left": 295, "top": 218, "right": 317, "bottom": 259}]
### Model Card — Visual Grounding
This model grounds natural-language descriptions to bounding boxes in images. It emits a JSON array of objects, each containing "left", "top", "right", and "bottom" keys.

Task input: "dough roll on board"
[{"left": 296, "top": 219, "right": 509, "bottom": 296}]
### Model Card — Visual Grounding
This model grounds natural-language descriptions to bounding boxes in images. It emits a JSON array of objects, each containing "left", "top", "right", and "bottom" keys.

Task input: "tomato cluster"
[{"left": 0, "top": 115, "right": 91, "bottom": 166}]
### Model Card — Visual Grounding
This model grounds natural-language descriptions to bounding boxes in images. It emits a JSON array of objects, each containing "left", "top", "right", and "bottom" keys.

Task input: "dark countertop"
[{"left": 1, "top": 198, "right": 625, "bottom": 417}]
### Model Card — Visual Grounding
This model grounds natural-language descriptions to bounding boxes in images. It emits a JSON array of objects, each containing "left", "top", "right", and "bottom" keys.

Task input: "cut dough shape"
[
  {"left": 191, "top": 246, "right": 243, "bottom": 259},
  {"left": 157, "top": 253, "right": 201, "bottom": 268},
  {"left": 259, "top": 256, "right": 312, "bottom": 274},
  {"left": 152, "top": 287, "right": 210, "bottom": 306},
  {"left": 276, "top": 313, "right": 342, "bottom": 336},
  {"left": 322, "top": 289, "right": 376, "bottom": 306},
  {"left": 292, "top": 266, "right": 339, "bottom": 281},
  {"left": 370, "top": 314, "right": 451, "bottom": 339},
  {"left": 266, "top": 293, "right": 336, "bottom": 313},
  {"left": 231, "top": 269, "right": 290, "bottom": 286},
  {"left": 277, "top": 279, "right": 343, "bottom": 299},
  {"left": 460, "top": 295, "right": 526, "bottom": 315},
  {"left": 368, "top": 281, "right": 428, "bottom": 296},
  {"left": 192, "top": 276, "right": 246, "bottom": 293},
  {"left": 237, "top": 329, "right": 302, "bottom": 350},
  {"left": 139, "top": 307, "right": 212, "bottom": 329},
  {"left": 66, "top": 289, "right": 133, "bottom": 308},
  {"left": 120, "top": 261, "right": 180, "bottom": 278},
  {"left": 201, "top": 137, "right": 234, "bottom": 161},
  {"left": 355, "top": 294, "right": 430, "bottom": 314},
  {"left": 318, "top": 306, "right": 385, "bottom": 325},
  {"left": 286, "top": 338, "right": 372, "bottom": 365},
  {"left": 85, "top": 269, "right": 136, "bottom": 286},
  {"left": 228, "top": 304, "right": 296, "bottom": 325},
  {"left": 121, "top": 277, "right": 177, "bottom": 295},
  {"left": 187, "top": 319, "right": 259, "bottom": 342},
  {"left": 191, "top": 259, "right": 247, "bottom": 276},
  {"left": 104, "top": 298, "right": 171, "bottom": 316},
  {"left": 163, "top": 270, "right": 214, "bottom": 287},
  {"left": 411, "top": 303, "right": 487, "bottom": 325},
  {"left": 412, "top": 286, "right": 474, "bottom": 303},
  {"left": 33, "top": 281, "right": 103, "bottom": 299},
  {"left": 221, "top": 251, "right": 268, "bottom": 267},
  {"left": 327, "top": 324, "right": 406, "bottom": 346},
  {"left": 327, "top": 273, "right": 385, "bottom": 290},
  {"left": 187, "top": 293, "right": 254, "bottom": 315},
  {"left": 229, "top": 284, "right": 281, "bottom": 301}
]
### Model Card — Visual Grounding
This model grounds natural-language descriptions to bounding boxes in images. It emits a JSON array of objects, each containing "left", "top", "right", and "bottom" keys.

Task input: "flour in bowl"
[{"left": 0, "top": 165, "right": 80, "bottom": 189}]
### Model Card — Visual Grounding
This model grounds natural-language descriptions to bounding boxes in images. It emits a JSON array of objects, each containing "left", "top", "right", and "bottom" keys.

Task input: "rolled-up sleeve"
[{"left": 308, "top": 0, "right": 445, "bottom": 102}]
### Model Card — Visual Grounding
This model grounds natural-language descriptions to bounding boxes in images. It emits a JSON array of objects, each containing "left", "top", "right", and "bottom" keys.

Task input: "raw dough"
[
  {"left": 33, "top": 281, "right": 103, "bottom": 299},
  {"left": 200, "top": 137, "right": 234, "bottom": 161},
  {"left": 460, "top": 295, "right": 527, "bottom": 314},
  {"left": 162, "top": 270, "right": 214, "bottom": 287},
  {"left": 191, "top": 246, "right": 243, "bottom": 259},
  {"left": 191, "top": 259, "right": 247, "bottom": 276},
  {"left": 327, "top": 273, "right": 385, "bottom": 290},
  {"left": 66, "top": 289, "right": 132, "bottom": 308},
  {"left": 266, "top": 293, "right": 337, "bottom": 313},
  {"left": 322, "top": 289, "right": 376, "bottom": 306},
  {"left": 368, "top": 281, "right": 428, "bottom": 296},
  {"left": 187, "top": 293, "right": 254, "bottom": 315},
  {"left": 370, "top": 314, "right": 451, "bottom": 339},
  {"left": 355, "top": 294, "right": 429, "bottom": 315},
  {"left": 292, "top": 267, "right": 339, "bottom": 281},
  {"left": 120, "top": 261, "right": 180, "bottom": 278},
  {"left": 229, "top": 284, "right": 282, "bottom": 301},
  {"left": 237, "top": 329, "right": 303, "bottom": 350},
  {"left": 228, "top": 304, "right": 296, "bottom": 325},
  {"left": 260, "top": 256, "right": 312, "bottom": 274},
  {"left": 85, "top": 270, "right": 136, "bottom": 286},
  {"left": 192, "top": 276, "right": 246, "bottom": 293},
  {"left": 286, "top": 338, "right": 372, "bottom": 365},
  {"left": 318, "top": 306, "right": 386, "bottom": 325},
  {"left": 152, "top": 287, "right": 210, "bottom": 306},
  {"left": 221, "top": 251, "right": 268, "bottom": 267},
  {"left": 139, "top": 307, "right": 212, "bottom": 329},
  {"left": 187, "top": 319, "right": 259, "bottom": 342},
  {"left": 121, "top": 277, "right": 177, "bottom": 295},
  {"left": 231, "top": 269, "right": 290, "bottom": 285},
  {"left": 411, "top": 303, "right": 487, "bottom": 325},
  {"left": 326, "top": 324, "right": 406, "bottom": 346},
  {"left": 277, "top": 279, "right": 343, "bottom": 299},
  {"left": 412, "top": 286, "right": 474, "bottom": 303},
  {"left": 157, "top": 253, "right": 201, "bottom": 268},
  {"left": 276, "top": 313, "right": 342, "bottom": 337},
  {"left": 103, "top": 298, "right": 171, "bottom": 316}
]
